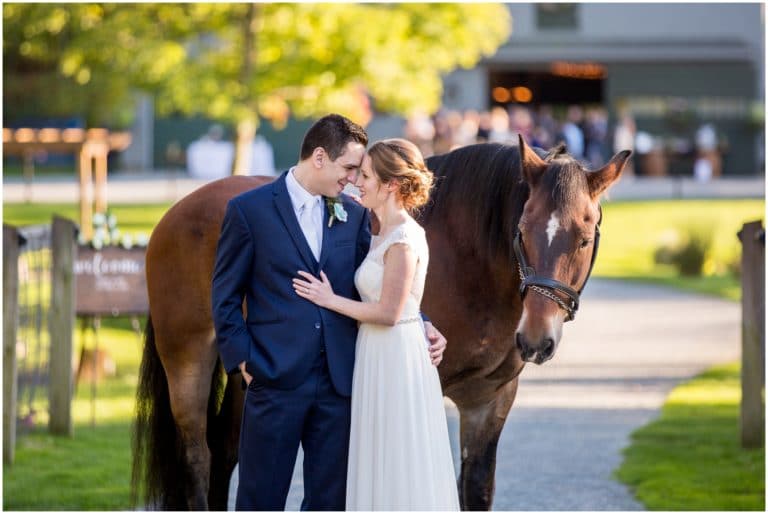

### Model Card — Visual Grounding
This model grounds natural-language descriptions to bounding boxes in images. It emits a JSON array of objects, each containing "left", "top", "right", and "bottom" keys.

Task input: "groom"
[{"left": 211, "top": 114, "right": 447, "bottom": 511}]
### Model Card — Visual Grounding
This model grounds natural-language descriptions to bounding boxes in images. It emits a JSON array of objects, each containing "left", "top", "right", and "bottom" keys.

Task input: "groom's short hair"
[{"left": 300, "top": 114, "right": 368, "bottom": 162}]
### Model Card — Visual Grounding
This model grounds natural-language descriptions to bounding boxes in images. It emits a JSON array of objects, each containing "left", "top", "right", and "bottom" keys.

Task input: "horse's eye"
[{"left": 580, "top": 238, "right": 591, "bottom": 249}]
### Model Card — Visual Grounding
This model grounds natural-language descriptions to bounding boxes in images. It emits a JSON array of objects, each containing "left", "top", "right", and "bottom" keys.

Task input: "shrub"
[
  {"left": 671, "top": 231, "right": 711, "bottom": 276},
  {"left": 653, "top": 228, "right": 681, "bottom": 265},
  {"left": 654, "top": 227, "right": 714, "bottom": 277}
]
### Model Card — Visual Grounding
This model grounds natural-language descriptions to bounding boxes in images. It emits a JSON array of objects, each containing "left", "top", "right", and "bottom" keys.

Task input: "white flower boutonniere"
[{"left": 325, "top": 196, "right": 348, "bottom": 227}]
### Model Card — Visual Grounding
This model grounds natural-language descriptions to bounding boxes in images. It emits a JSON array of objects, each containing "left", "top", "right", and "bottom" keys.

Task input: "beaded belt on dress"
[{"left": 397, "top": 316, "right": 422, "bottom": 325}]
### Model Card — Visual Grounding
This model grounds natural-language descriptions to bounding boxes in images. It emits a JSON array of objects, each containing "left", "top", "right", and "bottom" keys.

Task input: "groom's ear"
[{"left": 312, "top": 147, "right": 326, "bottom": 168}]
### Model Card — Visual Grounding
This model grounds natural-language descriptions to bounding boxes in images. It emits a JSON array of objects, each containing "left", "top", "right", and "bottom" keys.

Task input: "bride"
[{"left": 293, "top": 138, "right": 459, "bottom": 511}]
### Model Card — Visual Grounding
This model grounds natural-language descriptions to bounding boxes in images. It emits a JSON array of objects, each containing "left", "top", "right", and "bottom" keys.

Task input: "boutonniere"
[{"left": 325, "top": 196, "right": 348, "bottom": 227}]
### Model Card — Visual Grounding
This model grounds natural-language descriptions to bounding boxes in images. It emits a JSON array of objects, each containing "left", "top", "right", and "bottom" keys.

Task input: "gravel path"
[
  {"left": 228, "top": 278, "right": 740, "bottom": 511},
  {"left": 492, "top": 278, "right": 739, "bottom": 510}
]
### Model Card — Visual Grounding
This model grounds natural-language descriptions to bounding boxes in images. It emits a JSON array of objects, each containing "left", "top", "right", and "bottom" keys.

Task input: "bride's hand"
[{"left": 293, "top": 270, "right": 335, "bottom": 308}]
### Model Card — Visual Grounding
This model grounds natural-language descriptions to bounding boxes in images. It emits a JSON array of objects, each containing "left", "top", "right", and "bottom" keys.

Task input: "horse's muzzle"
[{"left": 516, "top": 332, "right": 555, "bottom": 365}]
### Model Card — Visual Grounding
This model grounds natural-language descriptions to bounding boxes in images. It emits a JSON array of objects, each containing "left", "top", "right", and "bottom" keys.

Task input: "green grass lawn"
[
  {"left": 4, "top": 324, "right": 143, "bottom": 510},
  {"left": 615, "top": 363, "right": 765, "bottom": 510},
  {"left": 5, "top": 423, "right": 133, "bottom": 510},
  {"left": 2, "top": 198, "right": 764, "bottom": 510},
  {"left": 2, "top": 202, "right": 172, "bottom": 238},
  {"left": 597, "top": 199, "right": 764, "bottom": 300}
]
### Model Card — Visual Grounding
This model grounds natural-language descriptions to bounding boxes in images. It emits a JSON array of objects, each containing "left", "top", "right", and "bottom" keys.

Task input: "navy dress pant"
[{"left": 235, "top": 351, "right": 351, "bottom": 511}]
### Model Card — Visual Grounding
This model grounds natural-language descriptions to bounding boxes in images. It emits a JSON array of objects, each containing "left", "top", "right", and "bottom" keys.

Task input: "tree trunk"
[
  {"left": 232, "top": 118, "right": 256, "bottom": 176},
  {"left": 231, "top": 4, "right": 259, "bottom": 176}
]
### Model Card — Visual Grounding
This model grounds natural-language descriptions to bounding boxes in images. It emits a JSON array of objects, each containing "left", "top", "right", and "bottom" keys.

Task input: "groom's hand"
[
  {"left": 239, "top": 361, "right": 253, "bottom": 387},
  {"left": 424, "top": 321, "right": 447, "bottom": 367}
]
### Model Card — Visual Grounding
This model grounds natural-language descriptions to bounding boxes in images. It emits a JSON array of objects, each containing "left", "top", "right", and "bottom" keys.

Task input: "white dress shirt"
[{"left": 286, "top": 167, "right": 323, "bottom": 261}]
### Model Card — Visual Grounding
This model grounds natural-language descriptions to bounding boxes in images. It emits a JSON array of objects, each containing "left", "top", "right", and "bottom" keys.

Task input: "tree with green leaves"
[{"left": 4, "top": 3, "right": 511, "bottom": 174}]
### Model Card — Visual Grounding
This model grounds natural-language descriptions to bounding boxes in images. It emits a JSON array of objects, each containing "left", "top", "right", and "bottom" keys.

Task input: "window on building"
[{"left": 536, "top": 4, "right": 579, "bottom": 30}]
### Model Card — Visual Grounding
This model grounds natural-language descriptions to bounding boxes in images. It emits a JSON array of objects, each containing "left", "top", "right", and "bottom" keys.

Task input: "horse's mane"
[{"left": 422, "top": 142, "right": 586, "bottom": 258}]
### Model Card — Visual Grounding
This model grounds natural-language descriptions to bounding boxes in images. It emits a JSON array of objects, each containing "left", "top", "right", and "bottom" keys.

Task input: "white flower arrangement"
[
  {"left": 93, "top": 212, "right": 106, "bottom": 227},
  {"left": 134, "top": 233, "right": 149, "bottom": 247},
  {"left": 79, "top": 210, "right": 149, "bottom": 251},
  {"left": 120, "top": 234, "right": 133, "bottom": 250}
]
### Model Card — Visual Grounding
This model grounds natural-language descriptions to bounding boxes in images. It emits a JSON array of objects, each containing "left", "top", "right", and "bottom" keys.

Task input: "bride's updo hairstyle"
[{"left": 367, "top": 139, "right": 434, "bottom": 212}]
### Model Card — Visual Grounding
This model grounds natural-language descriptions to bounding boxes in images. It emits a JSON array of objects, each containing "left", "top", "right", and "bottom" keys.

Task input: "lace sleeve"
[
  {"left": 381, "top": 223, "right": 426, "bottom": 263},
  {"left": 381, "top": 226, "right": 411, "bottom": 255}
]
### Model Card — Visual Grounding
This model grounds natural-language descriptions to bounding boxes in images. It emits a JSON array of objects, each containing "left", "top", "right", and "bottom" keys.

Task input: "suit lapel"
[{"left": 272, "top": 173, "right": 318, "bottom": 271}]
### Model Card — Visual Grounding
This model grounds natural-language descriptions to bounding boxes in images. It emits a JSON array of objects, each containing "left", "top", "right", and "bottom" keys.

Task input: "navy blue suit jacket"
[{"left": 212, "top": 173, "right": 371, "bottom": 397}]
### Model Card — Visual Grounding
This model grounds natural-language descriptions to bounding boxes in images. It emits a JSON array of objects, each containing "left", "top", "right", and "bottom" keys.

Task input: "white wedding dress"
[{"left": 346, "top": 217, "right": 460, "bottom": 511}]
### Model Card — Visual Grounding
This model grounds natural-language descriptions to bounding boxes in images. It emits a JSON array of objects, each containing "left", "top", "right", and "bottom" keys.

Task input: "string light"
[
  {"left": 512, "top": 86, "right": 533, "bottom": 103},
  {"left": 492, "top": 86, "right": 511, "bottom": 103},
  {"left": 551, "top": 62, "right": 606, "bottom": 79},
  {"left": 38, "top": 128, "right": 61, "bottom": 143},
  {"left": 14, "top": 128, "right": 35, "bottom": 142}
]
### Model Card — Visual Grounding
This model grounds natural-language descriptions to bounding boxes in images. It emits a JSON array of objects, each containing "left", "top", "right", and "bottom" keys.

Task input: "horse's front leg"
[{"left": 457, "top": 377, "right": 519, "bottom": 510}]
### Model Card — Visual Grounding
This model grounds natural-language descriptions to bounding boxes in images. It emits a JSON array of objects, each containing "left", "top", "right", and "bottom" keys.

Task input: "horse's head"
[{"left": 514, "top": 136, "right": 631, "bottom": 365}]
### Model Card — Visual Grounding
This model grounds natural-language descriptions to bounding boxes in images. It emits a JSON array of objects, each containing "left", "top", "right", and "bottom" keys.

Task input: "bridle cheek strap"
[{"left": 513, "top": 207, "right": 602, "bottom": 322}]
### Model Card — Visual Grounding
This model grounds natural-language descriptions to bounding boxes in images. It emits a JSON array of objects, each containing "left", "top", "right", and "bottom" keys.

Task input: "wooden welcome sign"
[{"left": 74, "top": 246, "right": 148, "bottom": 316}]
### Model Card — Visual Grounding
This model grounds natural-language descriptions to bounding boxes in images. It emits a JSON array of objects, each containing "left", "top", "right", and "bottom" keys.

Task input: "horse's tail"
[
  {"left": 130, "top": 315, "right": 227, "bottom": 510},
  {"left": 130, "top": 314, "right": 186, "bottom": 510}
]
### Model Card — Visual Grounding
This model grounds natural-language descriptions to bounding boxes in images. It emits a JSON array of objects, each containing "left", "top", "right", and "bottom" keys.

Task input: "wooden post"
[
  {"left": 738, "top": 220, "right": 765, "bottom": 449},
  {"left": 94, "top": 144, "right": 108, "bottom": 214},
  {"left": 3, "top": 224, "right": 22, "bottom": 464},
  {"left": 79, "top": 145, "right": 94, "bottom": 240},
  {"left": 23, "top": 150, "right": 34, "bottom": 203},
  {"left": 48, "top": 216, "right": 78, "bottom": 437}
]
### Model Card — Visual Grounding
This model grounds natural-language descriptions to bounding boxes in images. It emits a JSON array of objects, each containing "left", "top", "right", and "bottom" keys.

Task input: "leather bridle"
[{"left": 513, "top": 206, "right": 602, "bottom": 322}]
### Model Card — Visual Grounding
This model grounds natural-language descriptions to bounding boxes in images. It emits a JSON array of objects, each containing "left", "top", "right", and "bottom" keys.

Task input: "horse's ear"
[
  {"left": 518, "top": 134, "right": 547, "bottom": 186},
  {"left": 588, "top": 150, "right": 632, "bottom": 199}
]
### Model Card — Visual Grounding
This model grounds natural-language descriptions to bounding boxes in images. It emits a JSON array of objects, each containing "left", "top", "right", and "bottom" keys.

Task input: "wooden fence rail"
[
  {"left": 3, "top": 224, "right": 22, "bottom": 464},
  {"left": 738, "top": 220, "right": 765, "bottom": 449},
  {"left": 48, "top": 216, "right": 78, "bottom": 437}
]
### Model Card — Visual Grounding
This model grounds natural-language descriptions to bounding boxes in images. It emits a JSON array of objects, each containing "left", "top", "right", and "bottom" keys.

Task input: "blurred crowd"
[
  {"left": 403, "top": 104, "right": 614, "bottom": 168},
  {"left": 403, "top": 104, "right": 731, "bottom": 180},
  {"left": 166, "top": 104, "right": 728, "bottom": 180}
]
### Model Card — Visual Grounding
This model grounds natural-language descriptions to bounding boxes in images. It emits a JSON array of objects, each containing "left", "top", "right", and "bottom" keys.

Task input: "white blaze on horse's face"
[{"left": 545, "top": 212, "right": 560, "bottom": 247}]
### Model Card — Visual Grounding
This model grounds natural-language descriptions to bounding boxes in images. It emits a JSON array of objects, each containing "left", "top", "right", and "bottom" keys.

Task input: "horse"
[{"left": 131, "top": 135, "right": 631, "bottom": 510}]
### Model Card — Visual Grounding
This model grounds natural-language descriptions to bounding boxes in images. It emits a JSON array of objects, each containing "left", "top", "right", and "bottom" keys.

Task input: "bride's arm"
[{"left": 293, "top": 243, "right": 416, "bottom": 326}]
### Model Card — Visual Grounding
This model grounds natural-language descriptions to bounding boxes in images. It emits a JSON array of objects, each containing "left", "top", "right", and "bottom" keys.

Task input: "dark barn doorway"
[{"left": 488, "top": 69, "right": 604, "bottom": 106}]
